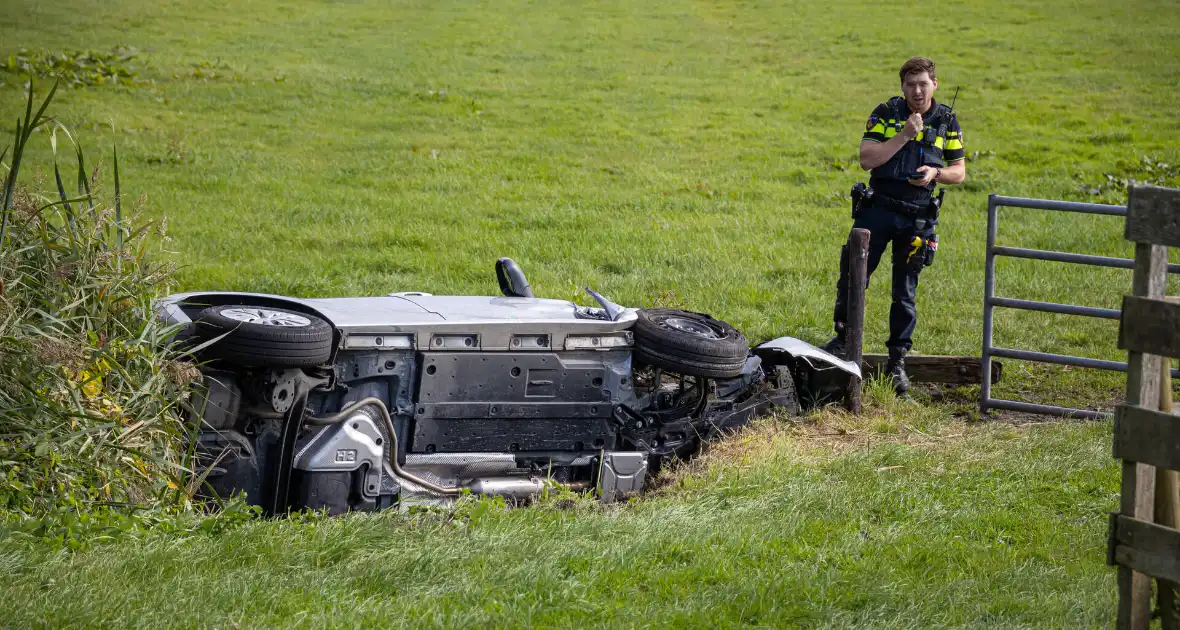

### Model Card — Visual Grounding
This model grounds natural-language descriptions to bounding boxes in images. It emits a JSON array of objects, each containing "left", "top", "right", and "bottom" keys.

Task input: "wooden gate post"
[
  {"left": 1156, "top": 301, "right": 1179, "bottom": 630},
  {"left": 843, "top": 228, "right": 869, "bottom": 413},
  {"left": 1112, "top": 184, "right": 1180, "bottom": 630},
  {"left": 1118, "top": 242, "right": 1166, "bottom": 630}
]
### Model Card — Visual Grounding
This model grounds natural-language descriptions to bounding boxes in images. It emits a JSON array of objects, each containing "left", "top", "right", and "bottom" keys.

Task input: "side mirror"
[{"left": 495, "top": 258, "right": 534, "bottom": 298}]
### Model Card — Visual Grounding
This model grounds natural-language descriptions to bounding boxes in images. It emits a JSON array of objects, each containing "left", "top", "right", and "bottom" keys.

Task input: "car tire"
[
  {"left": 633, "top": 308, "right": 748, "bottom": 378},
  {"left": 771, "top": 365, "right": 801, "bottom": 416},
  {"left": 193, "top": 304, "right": 333, "bottom": 367}
]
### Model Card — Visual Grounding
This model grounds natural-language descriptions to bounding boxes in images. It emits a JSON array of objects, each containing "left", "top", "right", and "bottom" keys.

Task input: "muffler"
[{"left": 467, "top": 477, "right": 547, "bottom": 500}]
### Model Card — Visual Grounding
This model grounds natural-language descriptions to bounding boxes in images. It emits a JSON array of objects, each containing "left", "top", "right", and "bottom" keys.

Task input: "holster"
[
  {"left": 850, "top": 182, "right": 871, "bottom": 219},
  {"left": 907, "top": 233, "right": 939, "bottom": 271},
  {"left": 927, "top": 189, "right": 945, "bottom": 222},
  {"left": 924, "top": 233, "right": 938, "bottom": 267}
]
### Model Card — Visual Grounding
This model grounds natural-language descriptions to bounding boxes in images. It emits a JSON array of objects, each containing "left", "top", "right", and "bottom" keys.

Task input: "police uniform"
[{"left": 830, "top": 96, "right": 965, "bottom": 365}]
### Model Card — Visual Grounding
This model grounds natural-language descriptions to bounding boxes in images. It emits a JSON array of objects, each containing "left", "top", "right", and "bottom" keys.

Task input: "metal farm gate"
[{"left": 980, "top": 193, "right": 1180, "bottom": 419}]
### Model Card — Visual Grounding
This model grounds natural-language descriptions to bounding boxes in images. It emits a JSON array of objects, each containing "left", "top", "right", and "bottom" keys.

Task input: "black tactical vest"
[{"left": 869, "top": 97, "right": 954, "bottom": 202}]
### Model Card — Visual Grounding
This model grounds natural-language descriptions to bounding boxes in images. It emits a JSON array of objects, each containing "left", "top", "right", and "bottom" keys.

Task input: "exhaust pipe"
[
  {"left": 308, "top": 399, "right": 581, "bottom": 500},
  {"left": 468, "top": 477, "right": 548, "bottom": 500},
  {"left": 307, "top": 398, "right": 464, "bottom": 496}
]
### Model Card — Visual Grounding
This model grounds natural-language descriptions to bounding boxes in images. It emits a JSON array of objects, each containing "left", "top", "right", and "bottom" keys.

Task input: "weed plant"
[
  {"left": 0, "top": 80, "right": 198, "bottom": 520},
  {"left": 2, "top": 47, "right": 144, "bottom": 88}
]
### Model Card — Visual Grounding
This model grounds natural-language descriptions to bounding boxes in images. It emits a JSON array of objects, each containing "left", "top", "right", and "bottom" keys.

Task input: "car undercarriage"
[{"left": 162, "top": 259, "right": 859, "bottom": 515}]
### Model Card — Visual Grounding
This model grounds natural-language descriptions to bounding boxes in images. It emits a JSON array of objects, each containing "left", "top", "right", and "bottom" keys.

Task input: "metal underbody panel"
[
  {"left": 410, "top": 350, "right": 633, "bottom": 453},
  {"left": 171, "top": 286, "right": 814, "bottom": 514},
  {"left": 598, "top": 452, "right": 648, "bottom": 502}
]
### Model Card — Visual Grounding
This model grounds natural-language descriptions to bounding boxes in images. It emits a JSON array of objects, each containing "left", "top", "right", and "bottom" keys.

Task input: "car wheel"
[
  {"left": 770, "top": 365, "right": 801, "bottom": 416},
  {"left": 632, "top": 308, "right": 748, "bottom": 378},
  {"left": 193, "top": 304, "right": 333, "bottom": 367}
]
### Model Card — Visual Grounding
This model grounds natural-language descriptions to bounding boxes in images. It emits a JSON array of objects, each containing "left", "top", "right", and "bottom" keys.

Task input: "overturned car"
[{"left": 161, "top": 259, "right": 858, "bottom": 515}]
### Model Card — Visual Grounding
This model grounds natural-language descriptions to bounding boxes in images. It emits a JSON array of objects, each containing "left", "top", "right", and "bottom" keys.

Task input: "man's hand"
[
  {"left": 902, "top": 113, "right": 924, "bottom": 140},
  {"left": 859, "top": 112, "right": 929, "bottom": 170},
  {"left": 909, "top": 165, "right": 939, "bottom": 187}
]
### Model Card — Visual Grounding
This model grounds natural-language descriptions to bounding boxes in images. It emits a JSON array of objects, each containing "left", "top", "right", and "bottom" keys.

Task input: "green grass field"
[
  {"left": 0, "top": 410, "right": 1118, "bottom": 628},
  {"left": 3, "top": 0, "right": 1180, "bottom": 626}
]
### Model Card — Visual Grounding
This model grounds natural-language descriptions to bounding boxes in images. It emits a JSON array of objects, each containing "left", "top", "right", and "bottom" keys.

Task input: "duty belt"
[{"left": 872, "top": 192, "right": 933, "bottom": 219}]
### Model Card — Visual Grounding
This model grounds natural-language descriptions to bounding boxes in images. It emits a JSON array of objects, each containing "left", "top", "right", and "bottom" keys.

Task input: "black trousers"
[{"left": 832, "top": 204, "right": 935, "bottom": 354}]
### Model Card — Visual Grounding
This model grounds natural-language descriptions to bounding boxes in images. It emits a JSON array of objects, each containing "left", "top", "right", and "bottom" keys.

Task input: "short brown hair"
[{"left": 899, "top": 57, "right": 936, "bottom": 83}]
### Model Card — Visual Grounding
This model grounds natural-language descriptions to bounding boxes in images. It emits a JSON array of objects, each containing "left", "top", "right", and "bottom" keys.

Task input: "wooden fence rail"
[{"left": 1112, "top": 183, "right": 1180, "bottom": 630}]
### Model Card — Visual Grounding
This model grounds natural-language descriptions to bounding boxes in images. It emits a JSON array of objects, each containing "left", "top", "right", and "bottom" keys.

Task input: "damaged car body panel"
[{"left": 164, "top": 261, "right": 857, "bottom": 515}]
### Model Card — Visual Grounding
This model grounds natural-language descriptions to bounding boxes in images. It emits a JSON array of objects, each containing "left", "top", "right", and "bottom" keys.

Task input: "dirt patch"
[{"left": 924, "top": 380, "right": 1125, "bottom": 424}]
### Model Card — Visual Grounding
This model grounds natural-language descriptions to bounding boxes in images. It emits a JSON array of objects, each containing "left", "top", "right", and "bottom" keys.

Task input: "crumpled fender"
[{"left": 753, "top": 336, "right": 861, "bottom": 380}]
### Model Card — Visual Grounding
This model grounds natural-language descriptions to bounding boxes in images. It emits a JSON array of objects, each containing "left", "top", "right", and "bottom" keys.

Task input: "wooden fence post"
[
  {"left": 844, "top": 228, "right": 869, "bottom": 413},
  {"left": 1157, "top": 300, "right": 1179, "bottom": 630},
  {"left": 1119, "top": 241, "right": 1167, "bottom": 630},
  {"left": 1114, "top": 184, "right": 1180, "bottom": 630}
]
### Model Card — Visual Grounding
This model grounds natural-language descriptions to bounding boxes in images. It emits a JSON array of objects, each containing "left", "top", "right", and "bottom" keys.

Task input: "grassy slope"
[
  {"left": 3, "top": 0, "right": 1178, "bottom": 392},
  {"left": 2, "top": 0, "right": 1178, "bottom": 626},
  {"left": 1, "top": 413, "right": 1117, "bottom": 628}
]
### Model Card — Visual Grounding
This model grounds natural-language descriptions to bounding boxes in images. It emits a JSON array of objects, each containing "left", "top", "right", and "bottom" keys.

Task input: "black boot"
[
  {"left": 822, "top": 323, "right": 847, "bottom": 359},
  {"left": 821, "top": 334, "right": 847, "bottom": 359},
  {"left": 886, "top": 348, "right": 911, "bottom": 395}
]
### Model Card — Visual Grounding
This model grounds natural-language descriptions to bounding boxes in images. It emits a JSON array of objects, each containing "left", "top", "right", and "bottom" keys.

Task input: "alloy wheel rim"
[
  {"left": 220, "top": 307, "right": 312, "bottom": 327},
  {"left": 660, "top": 316, "right": 721, "bottom": 339}
]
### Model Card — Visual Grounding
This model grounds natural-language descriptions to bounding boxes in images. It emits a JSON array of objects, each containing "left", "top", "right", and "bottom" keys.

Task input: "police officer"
[{"left": 823, "top": 57, "right": 967, "bottom": 395}]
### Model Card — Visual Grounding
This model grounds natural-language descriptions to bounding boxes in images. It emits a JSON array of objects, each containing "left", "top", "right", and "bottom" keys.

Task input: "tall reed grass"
[{"left": 1, "top": 79, "right": 199, "bottom": 517}]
